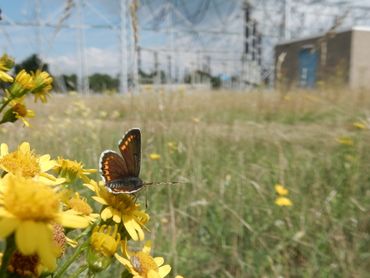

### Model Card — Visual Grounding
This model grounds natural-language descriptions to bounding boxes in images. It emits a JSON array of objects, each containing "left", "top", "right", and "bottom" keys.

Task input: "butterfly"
[{"left": 100, "top": 128, "right": 144, "bottom": 194}]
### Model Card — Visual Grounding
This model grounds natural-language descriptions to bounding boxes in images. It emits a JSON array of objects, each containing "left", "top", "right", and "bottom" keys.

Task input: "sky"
[{"left": 0, "top": 0, "right": 369, "bottom": 78}]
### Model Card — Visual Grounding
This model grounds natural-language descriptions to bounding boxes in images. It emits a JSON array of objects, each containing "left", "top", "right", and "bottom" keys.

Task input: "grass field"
[{"left": 1, "top": 88, "right": 369, "bottom": 277}]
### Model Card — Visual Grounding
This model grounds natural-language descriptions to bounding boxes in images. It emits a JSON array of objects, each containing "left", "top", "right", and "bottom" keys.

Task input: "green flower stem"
[
  {"left": 0, "top": 97, "right": 12, "bottom": 114},
  {"left": 87, "top": 270, "right": 96, "bottom": 278},
  {"left": 0, "top": 235, "right": 16, "bottom": 278},
  {"left": 0, "top": 87, "right": 30, "bottom": 115},
  {"left": 67, "top": 264, "right": 88, "bottom": 278},
  {"left": 54, "top": 239, "right": 89, "bottom": 278}
]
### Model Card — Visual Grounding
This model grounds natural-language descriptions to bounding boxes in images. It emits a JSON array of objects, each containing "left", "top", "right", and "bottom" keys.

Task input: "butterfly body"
[
  {"left": 100, "top": 128, "right": 143, "bottom": 194},
  {"left": 105, "top": 176, "right": 143, "bottom": 194}
]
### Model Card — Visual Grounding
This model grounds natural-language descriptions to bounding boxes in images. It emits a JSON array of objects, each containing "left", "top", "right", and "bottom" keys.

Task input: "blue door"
[{"left": 299, "top": 48, "right": 318, "bottom": 88}]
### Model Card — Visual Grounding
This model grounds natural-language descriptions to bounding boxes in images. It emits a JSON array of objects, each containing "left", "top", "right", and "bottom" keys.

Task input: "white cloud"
[{"left": 46, "top": 47, "right": 121, "bottom": 76}]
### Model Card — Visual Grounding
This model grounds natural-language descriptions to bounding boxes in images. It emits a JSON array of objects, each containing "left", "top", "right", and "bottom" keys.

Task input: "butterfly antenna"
[{"left": 142, "top": 181, "right": 184, "bottom": 186}]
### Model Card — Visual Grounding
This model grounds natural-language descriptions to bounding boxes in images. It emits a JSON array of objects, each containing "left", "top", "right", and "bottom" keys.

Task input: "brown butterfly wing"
[
  {"left": 100, "top": 151, "right": 129, "bottom": 183},
  {"left": 118, "top": 128, "right": 141, "bottom": 177}
]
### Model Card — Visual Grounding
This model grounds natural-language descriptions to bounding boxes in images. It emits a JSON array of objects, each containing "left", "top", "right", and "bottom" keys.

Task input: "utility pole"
[
  {"left": 154, "top": 51, "right": 160, "bottom": 86},
  {"left": 252, "top": 20, "right": 257, "bottom": 62},
  {"left": 242, "top": 1, "right": 251, "bottom": 88},
  {"left": 281, "top": 0, "right": 291, "bottom": 40},
  {"left": 35, "top": 0, "right": 41, "bottom": 58},
  {"left": 130, "top": 0, "right": 139, "bottom": 93},
  {"left": 257, "top": 32, "right": 262, "bottom": 67},
  {"left": 137, "top": 46, "right": 142, "bottom": 83},
  {"left": 119, "top": 0, "right": 128, "bottom": 94},
  {"left": 167, "top": 55, "right": 171, "bottom": 84},
  {"left": 77, "top": 0, "right": 88, "bottom": 94},
  {"left": 167, "top": 0, "right": 174, "bottom": 89}
]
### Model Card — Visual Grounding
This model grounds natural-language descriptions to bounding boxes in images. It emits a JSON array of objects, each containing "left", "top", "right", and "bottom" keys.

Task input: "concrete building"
[{"left": 275, "top": 27, "right": 370, "bottom": 89}]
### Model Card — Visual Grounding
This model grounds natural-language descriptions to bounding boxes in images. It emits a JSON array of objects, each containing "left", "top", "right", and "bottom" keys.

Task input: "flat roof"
[{"left": 277, "top": 26, "right": 370, "bottom": 46}]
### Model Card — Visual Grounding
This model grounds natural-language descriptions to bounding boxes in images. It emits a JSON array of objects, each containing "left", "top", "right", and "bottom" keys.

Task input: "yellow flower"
[
  {"left": 54, "top": 157, "right": 97, "bottom": 183},
  {"left": 15, "top": 70, "right": 34, "bottom": 89},
  {"left": 8, "top": 70, "right": 34, "bottom": 97},
  {"left": 149, "top": 153, "right": 161, "bottom": 161},
  {"left": 0, "top": 97, "right": 34, "bottom": 127},
  {"left": 115, "top": 240, "right": 172, "bottom": 278},
  {"left": 336, "top": 136, "right": 354, "bottom": 146},
  {"left": 87, "top": 224, "right": 121, "bottom": 273},
  {"left": 11, "top": 102, "right": 35, "bottom": 127},
  {"left": 0, "top": 54, "right": 14, "bottom": 82},
  {"left": 275, "top": 196, "right": 293, "bottom": 207},
  {"left": 0, "top": 70, "right": 13, "bottom": 83},
  {"left": 0, "top": 173, "right": 89, "bottom": 270},
  {"left": 31, "top": 70, "right": 53, "bottom": 103},
  {"left": 90, "top": 224, "right": 121, "bottom": 257},
  {"left": 64, "top": 192, "right": 99, "bottom": 223},
  {"left": 274, "top": 184, "right": 289, "bottom": 196},
  {"left": 85, "top": 180, "right": 149, "bottom": 241},
  {"left": 353, "top": 121, "right": 367, "bottom": 130},
  {"left": 0, "top": 142, "right": 60, "bottom": 184}
]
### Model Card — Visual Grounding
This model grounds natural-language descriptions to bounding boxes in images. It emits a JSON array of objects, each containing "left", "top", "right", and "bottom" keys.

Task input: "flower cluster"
[
  {"left": 0, "top": 140, "right": 175, "bottom": 277},
  {"left": 274, "top": 184, "right": 293, "bottom": 207},
  {"left": 84, "top": 178, "right": 173, "bottom": 277},
  {"left": 0, "top": 54, "right": 53, "bottom": 127},
  {"left": 0, "top": 53, "right": 177, "bottom": 277},
  {"left": 0, "top": 142, "right": 90, "bottom": 275}
]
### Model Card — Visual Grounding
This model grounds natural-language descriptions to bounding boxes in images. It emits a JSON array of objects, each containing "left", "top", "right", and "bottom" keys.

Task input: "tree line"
[{"left": 13, "top": 54, "right": 222, "bottom": 92}]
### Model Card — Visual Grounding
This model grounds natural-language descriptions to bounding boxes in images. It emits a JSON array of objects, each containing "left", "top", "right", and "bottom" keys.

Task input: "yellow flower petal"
[
  {"left": 158, "top": 265, "right": 172, "bottom": 277},
  {"left": 66, "top": 236, "right": 78, "bottom": 248},
  {"left": 275, "top": 184, "right": 289, "bottom": 196},
  {"left": 36, "top": 224, "right": 57, "bottom": 270},
  {"left": 275, "top": 197, "right": 293, "bottom": 207},
  {"left": 114, "top": 253, "right": 131, "bottom": 267},
  {"left": 112, "top": 209, "right": 122, "bottom": 223},
  {"left": 154, "top": 257, "right": 164, "bottom": 267},
  {"left": 121, "top": 239, "right": 130, "bottom": 258},
  {"left": 0, "top": 217, "right": 19, "bottom": 238},
  {"left": 0, "top": 143, "right": 9, "bottom": 157},
  {"left": 92, "top": 196, "right": 109, "bottom": 205},
  {"left": 37, "top": 175, "right": 65, "bottom": 186},
  {"left": 20, "top": 117, "right": 31, "bottom": 127},
  {"left": 123, "top": 215, "right": 144, "bottom": 241},
  {"left": 19, "top": 142, "right": 31, "bottom": 153},
  {"left": 16, "top": 221, "right": 39, "bottom": 255},
  {"left": 143, "top": 240, "right": 152, "bottom": 254},
  {"left": 148, "top": 270, "right": 161, "bottom": 278},
  {"left": 101, "top": 207, "right": 113, "bottom": 221},
  {"left": 84, "top": 182, "right": 96, "bottom": 191},
  {"left": 58, "top": 212, "right": 89, "bottom": 228},
  {"left": 0, "top": 71, "right": 14, "bottom": 82},
  {"left": 39, "top": 155, "right": 56, "bottom": 171}
]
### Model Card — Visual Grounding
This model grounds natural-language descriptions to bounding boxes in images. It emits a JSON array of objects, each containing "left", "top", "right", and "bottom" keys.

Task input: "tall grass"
[{"left": 1, "top": 88, "right": 369, "bottom": 277}]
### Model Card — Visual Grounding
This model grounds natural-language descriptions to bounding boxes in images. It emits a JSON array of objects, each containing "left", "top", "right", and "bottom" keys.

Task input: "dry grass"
[{"left": 1, "top": 88, "right": 369, "bottom": 277}]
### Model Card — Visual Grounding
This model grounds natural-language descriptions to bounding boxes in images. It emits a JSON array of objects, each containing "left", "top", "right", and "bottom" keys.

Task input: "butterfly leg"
[{"left": 132, "top": 193, "right": 138, "bottom": 204}]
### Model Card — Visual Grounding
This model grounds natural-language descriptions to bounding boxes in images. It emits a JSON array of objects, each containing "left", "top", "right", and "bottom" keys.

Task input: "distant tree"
[
  {"left": 183, "top": 70, "right": 211, "bottom": 84},
  {"left": 88, "top": 73, "right": 118, "bottom": 92},
  {"left": 211, "top": 76, "right": 221, "bottom": 89},
  {"left": 14, "top": 54, "right": 48, "bottom": 74}
]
